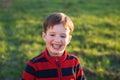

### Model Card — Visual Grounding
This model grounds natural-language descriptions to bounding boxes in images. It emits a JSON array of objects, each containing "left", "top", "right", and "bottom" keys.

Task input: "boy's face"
[{"left": 42, "top": 23, "right": 72, "bottom": 56}]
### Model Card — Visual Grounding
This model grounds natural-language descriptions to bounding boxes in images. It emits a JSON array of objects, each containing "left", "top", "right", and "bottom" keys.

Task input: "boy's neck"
[{"left": 48, "top": 52, "right": 64, "bottom": 57}]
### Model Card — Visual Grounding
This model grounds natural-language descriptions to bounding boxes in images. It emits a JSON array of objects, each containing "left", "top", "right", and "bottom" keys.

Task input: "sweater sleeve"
[
  {"left": 76, "top": 58, "right": 86, "bottom": 80},
  {"left": 22, "top": 61, "right": 36, "bottom": 80}
]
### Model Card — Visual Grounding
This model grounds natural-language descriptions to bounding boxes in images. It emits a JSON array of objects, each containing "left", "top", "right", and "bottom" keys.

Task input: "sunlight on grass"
[
  {"left": 0, "top": 41, "right": 6, "bottom": 54},
  {"left": 0, "top": 0, "right": 120, "bottom": 80}
]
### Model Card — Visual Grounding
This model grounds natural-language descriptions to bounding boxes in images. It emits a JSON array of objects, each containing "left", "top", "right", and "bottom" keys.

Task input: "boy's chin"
[{"left": 51, "top": 51, "right": 63, "bottom": 56}]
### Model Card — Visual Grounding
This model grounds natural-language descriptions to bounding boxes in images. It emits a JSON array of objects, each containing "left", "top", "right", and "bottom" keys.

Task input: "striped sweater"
[{"left": 22, "top": 48, "right": 86, "bottom": 80}]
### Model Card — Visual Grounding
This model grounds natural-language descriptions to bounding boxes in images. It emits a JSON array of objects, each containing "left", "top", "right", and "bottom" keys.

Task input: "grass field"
[{"left": 0, "top": 0, "right": 120, "bottom": 80}]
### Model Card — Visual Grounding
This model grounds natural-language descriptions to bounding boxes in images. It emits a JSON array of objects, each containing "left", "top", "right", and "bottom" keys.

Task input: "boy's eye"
[
  {"left": 61, "top": 35, "right": 66, "bottom": 38},
  {"left": 50, "top": 34, "right": 55, "bottom": 36}
]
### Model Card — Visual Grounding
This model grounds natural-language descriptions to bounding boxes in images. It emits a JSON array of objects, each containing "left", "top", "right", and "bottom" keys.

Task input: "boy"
[{"left": 22, "top": 12, "right": 86, "bottom": 80}]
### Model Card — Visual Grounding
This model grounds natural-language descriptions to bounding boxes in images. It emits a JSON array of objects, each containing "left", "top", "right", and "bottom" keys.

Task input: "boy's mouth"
[{"left": 52, "top": 44, "right": 61, "bottom": 50}]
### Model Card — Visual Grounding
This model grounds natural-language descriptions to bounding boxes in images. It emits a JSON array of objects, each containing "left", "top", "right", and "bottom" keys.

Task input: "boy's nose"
[{"left": 54, "top": 36, "right": 61, "bottom": 42}]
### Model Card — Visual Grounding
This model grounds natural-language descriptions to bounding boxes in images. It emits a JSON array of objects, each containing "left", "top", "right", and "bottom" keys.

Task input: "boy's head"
[
  {"left": 43, "top": 12, "right": 74, "bottom": 35},
  {"left": 42, "top": 12, "right": 74, "bottom": 56}
]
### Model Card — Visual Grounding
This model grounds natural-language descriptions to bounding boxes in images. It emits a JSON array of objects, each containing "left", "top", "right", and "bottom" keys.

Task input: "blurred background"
[{"left": 0, "top": 0, "right": 120, "bottom": 80}]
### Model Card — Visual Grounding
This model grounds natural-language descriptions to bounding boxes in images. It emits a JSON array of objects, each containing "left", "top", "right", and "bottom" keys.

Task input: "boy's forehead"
[
  {"left": 48, "top": 26, "right": 70, "bottom": 31},
  {"left": 46, "top": 24, "right": 70, "bottom": 32},
  {"left": 48, "top": 23, "right": 69, "bottom": 29}
]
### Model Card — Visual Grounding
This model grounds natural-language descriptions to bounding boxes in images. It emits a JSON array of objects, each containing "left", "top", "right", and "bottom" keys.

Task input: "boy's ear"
[
  {"left": 42, "top": 32, "right": 46, "bottom": 41},
  {"left": 67, "top": 35, "right": 72, "bottom": 44}
]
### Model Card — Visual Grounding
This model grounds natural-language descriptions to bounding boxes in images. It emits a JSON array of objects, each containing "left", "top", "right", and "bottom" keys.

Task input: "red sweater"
[{"left": 22, "top": 48, "right": 86, "bottom": 80}]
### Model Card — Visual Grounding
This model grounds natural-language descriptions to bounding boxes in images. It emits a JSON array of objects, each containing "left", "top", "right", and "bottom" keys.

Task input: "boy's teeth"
[{"left": 53, "top": 44, "right": 60, "bottom": 49}]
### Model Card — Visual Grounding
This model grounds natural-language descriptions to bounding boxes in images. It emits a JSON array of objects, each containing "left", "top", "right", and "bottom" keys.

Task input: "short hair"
[{"left": 43, "top": 12, "right": 74, "bottom": 35}]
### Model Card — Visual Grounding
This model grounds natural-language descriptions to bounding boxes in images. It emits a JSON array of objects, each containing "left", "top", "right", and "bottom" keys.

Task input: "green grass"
[{"left": 0, "top": 0, "right": 120, "bottom": 80}]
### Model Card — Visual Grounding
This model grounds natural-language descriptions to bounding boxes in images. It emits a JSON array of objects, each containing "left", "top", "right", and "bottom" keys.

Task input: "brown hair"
[{"left": 43, "top": 12, "right": 74, "bottom": 35}]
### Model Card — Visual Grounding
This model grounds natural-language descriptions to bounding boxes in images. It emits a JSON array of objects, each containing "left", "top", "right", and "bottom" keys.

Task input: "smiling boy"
[{"left": 22, "top": 12, "right": 86, "bottom": 80}]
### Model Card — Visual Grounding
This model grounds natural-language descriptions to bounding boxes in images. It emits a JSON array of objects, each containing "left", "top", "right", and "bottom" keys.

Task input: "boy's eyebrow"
[
  {"left": 61, "top": 33, "right": 67, "bottom": 35},
  {"left": 49, "top": 32, "right": 55, "bottom": 34},
  {"left": 49, "top": 32, "right": 67, "bottom": 35}
]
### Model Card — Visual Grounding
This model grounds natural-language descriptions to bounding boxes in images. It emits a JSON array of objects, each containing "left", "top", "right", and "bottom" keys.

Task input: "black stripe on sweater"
[
  {"left": 62, "top": 67, "right": 76, "bottom": 76},
  {"left": 30, "top": 53, "right": 48, "bottom": 63},
  {"left": 77, "top": 64, "right": 80, "bottom": 71},
  {"left": 25, "top": 64, "right": 36, "bottom": 76},
  {"left": 76, "top": 75, "right": 85, "bottom": 80},
  {"left": 36, "top": 69, "right": 58, "bottom": 78},
  {"left": 66, "top": 55, "right": 75, "bottom": 60},
  {"left": 32, "top": 57, "right": 48, "bottom": 63}
]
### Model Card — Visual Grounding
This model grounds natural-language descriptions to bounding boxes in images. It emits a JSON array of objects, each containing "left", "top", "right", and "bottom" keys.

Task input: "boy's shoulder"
[
  {"left": 66, "top": 52, "right": 79, "bottom": 61},
  {"left": 30, "top": 53, "right": 48, "bottom": 63}
]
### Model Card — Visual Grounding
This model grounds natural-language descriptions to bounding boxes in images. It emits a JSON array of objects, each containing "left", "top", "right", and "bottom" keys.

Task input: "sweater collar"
[{"left": 44, "top": 48, "right": 67, "bottom": 63}]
